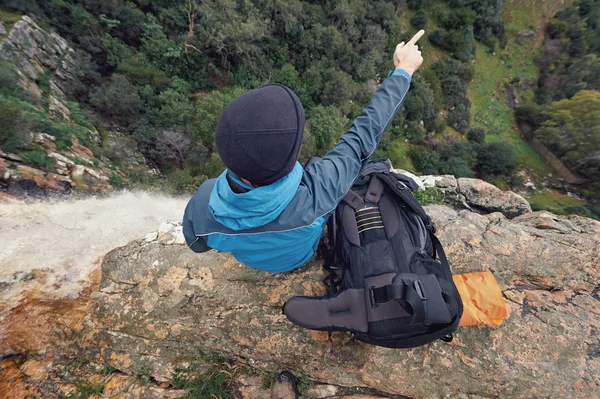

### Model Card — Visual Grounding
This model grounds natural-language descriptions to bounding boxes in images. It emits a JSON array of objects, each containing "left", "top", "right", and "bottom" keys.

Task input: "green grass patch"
[
  {"left": 0, "top": 10, "right": 21, "bottom": 35},
  {"left": 256, "top": 369, "right": 276, "bottom": 390},
  {"left": 71, "top": 380, "right": 104, "bottom": 398},
  {"left": 20, "top": 150, "right": 54, "bottom": 169},
  {"left": 414, "top": 187, "right": 446, "bottom": 206},
  {"left": 484, "top": 175, "right": 510, "bottom": 191},
  {"left": 170, "top": 351, "right": 242, "bottom": 399},
  {"left": 297, "top": 375, "right": 314, "bottom": 395},
  {"left": 387, "top": 139, "right": 415, "bottom": 171},
  {"left": 528, "top": 190, "right": 586, "bottom": 215}
]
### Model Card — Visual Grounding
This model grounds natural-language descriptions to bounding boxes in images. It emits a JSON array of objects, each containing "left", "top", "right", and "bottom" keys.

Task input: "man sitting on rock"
[{"left": 183, "top": 31, "right": 425, "bottom": 273}]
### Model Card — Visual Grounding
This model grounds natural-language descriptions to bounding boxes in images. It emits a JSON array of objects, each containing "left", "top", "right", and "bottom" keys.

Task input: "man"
[{"left": 183, "top": 30, "right": 425, "bottom": 273}]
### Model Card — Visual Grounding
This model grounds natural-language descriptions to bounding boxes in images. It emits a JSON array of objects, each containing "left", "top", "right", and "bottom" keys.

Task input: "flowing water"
[{"left": 0, "top": 191, "right": 189, "bottom": 319}]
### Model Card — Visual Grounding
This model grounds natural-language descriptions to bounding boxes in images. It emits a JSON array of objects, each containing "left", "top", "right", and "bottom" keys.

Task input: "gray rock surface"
[
  {"left": 0, "top": 22, "right": 6, "bottom": 36},
  {"left": 83, "top": 209, "right": 600, "bottom": 399},
  {"left": 0, "top": 15, "right": 74, "bottom": 118},
  {"left": 421, "top": 175, "right": 532, "bottom": 218}
]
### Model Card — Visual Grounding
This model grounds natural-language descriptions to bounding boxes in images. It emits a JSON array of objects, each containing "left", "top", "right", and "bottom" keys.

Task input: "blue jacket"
[{"left": 183, "top": 71, "right": 411, "bottom": 273}]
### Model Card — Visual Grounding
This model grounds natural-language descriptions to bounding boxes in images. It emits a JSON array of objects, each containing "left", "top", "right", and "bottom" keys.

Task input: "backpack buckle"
[
  {"left": 368, "top": 286, "right": 380, "bottom": 309},
  {"left": 414, "top": 280, "right": 427, "bottom": 300}
]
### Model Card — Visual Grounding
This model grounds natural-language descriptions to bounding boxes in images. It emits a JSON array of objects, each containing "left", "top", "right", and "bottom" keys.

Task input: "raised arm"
[{"left": 303, "top": 30, "right": 425, "bottom": 214}]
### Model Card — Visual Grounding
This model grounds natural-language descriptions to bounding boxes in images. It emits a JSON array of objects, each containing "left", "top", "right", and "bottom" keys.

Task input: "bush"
[
  {"left": 439, "top": 157, "right": 475, "bottom": 177},
  {"left": 429, "top": 29, "right": 446, "bottom": 47},
  {"left": 546, "top": 19, "right": 569, "bottom": 39},
  {"left": 409, "top": 146, "right": 440, "bottom": 175},
  {"left": 0, "top": 97, "right": 28, "bottom": 151},
  {"left": 411, "top": 10, "right": 428, "bottom": 30},
  {"left": 405, "top": 120, "right": 426, "bottom": 143},
  {"left": 441, "top": 76, "right": 468, "bottom": 107},
  {"left": 89, "top": 74, "right": 143, "bottom": 124},
  {"left": 308, "top": 105, "right": 348, "bottom": 156},
  {"left": 508, "top": 174, "right": 524, "bottom": 188},
  {"left": 467, "top": 127, "right": 486, "bottom": 143},
  {"left": 414, "top": 187, "right": 446, "bottom": 205},
  {"left": 168, "top": 168, "right": 200, "bottom": 195},
  {"left": 108, "top": 174, "right": 125, "bottom": 188},
  {"left": 446, "top": 102, "right": 471, "bottom": 133},
  {"left": 477, "top": 142, "right": 516, "bottom": 175},
  {"left": 20, "top": 150, "right": 54, "bottom": 170}
]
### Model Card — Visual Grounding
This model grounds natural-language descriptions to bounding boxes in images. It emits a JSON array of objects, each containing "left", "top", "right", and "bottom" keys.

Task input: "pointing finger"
[{"left": 408, "top": 30, "right": 425, "bottom": 45}]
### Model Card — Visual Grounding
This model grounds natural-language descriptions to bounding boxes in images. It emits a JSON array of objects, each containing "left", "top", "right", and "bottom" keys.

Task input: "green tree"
[
  {"left": 411, "top": 10, "right": 427, "bottom": 29},
  {"left": 409, "top": 146, "right": 440, "bottom": 174},
  {"left": 447, "top": 102, "right": 471, "bottom": 133},
  {"left": 535, "top": 90, "right": 600, "bottom": 180},
  {"left": 439, "top": 157, "right": 475, "bottom": 177},
  {"left": 308, "top": 105, "right": 348, "bottom": 156},
  {"left": 405, "top": 120, "right": 426, "bottom": 143},
  {"left": 467, "top": 127, "right": 486, "bottom": 143},
  {"left": 476, "top": 142, "right": 516, "bottom": 175},
  {"left": 89, "top": 74, "right": 142, "bottom": 124}
]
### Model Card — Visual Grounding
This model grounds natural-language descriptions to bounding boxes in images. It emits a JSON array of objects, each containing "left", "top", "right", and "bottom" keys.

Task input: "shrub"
[
  {"left": 467, "top": 127, "right": 486, "bottom": 143},
  {"left": 477, "top": 142, "right": 516, "bottom": 175},
  {"left": 411, "top": 10, "right": 427, "bottom": 30},
  {"left": 446, "top": 102, "right": 471, "bottom": 133},
  {"left": 0, "top": 97, "right": 28, "bottom": 151},
  {"left": 89, "top": 74, "right": 142, "bottom": 124},
  {"left": 108, "top": 174, "right": 125, "bottom": 188},
  {"left": 405, "top": 120, "right": 426, "bottom": 143},
  {"left": 439, "top": 157, "right": 475, "bottom": 177},
  {"left": 409, "top": 146, "right": 440, "bottom": 175},
  {"left": 20, "top": 150, "right": 54, "bottom": 170},
  {"left": 508, "top": 174, "right": 524, "bottom": 188},
  {"left": 308, "top": 105, "right": 348, "bottom": 156},
  {"left": 414, "top": 187, "right": 446, "bottom": 205}
]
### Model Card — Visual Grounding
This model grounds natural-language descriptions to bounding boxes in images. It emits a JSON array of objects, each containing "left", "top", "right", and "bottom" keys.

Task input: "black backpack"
[{"left": 283, "top": 160, "right": 463, "bottom": 348}]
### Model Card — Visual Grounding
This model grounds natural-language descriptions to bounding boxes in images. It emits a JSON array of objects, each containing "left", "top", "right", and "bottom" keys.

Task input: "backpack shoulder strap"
[{"left": 376, "top": 172, "right": 436, "bottom": 232}]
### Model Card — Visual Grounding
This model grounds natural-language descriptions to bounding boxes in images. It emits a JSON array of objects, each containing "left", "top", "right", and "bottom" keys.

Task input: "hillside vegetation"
[{"left": 0, "top": 0, "right": 598, "bottom": 218}]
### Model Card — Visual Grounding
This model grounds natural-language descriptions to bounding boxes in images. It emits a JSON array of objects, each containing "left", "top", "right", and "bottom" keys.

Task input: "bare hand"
[{"left": 393, "top": 30, "right": 425, "bottom": 76}]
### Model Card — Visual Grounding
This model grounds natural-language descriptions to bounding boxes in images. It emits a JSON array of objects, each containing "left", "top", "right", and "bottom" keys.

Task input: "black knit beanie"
[{"left": 215, "top": 84, "right": 305, "bottom": 186}]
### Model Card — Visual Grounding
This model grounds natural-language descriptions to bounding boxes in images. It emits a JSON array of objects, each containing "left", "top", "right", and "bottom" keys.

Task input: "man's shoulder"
[{"left": 184, "top": 178, "right": 217, "bottom": 215}]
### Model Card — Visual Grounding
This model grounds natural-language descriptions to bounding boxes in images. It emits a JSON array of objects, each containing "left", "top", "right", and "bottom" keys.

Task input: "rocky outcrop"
[
  {"left": 0, "top": 15, "right": 72, "bottom": 116},
  {"left": 420, "top": 175, "right": 532, "bottom": 218},
  {"left": 72, "top": 208, "right": 599, "bottom": 399},
  {"left": 1, "top": 204, "right": 598, "bottom": 398}
]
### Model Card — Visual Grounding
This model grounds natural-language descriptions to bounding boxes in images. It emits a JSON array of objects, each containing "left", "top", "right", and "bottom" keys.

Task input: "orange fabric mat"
[{"left": 453, "top": 271, "right": 507, "bottom": 327}]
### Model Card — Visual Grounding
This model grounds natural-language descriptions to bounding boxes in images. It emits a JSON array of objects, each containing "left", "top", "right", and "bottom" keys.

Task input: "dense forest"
[
  {"left": 516, "top": 0, "right": 600, "bottom": 199},
  {"left": 0, "top": 0, "right": 598, "bottom": 217}
]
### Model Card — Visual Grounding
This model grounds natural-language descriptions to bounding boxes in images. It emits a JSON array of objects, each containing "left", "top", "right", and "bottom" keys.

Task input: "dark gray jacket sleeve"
[
  {"left": 183, "top": 198, "right": 211, "bottom": 253},
  {"left": 302, "top": 75, "right": 411, "bottom": 215}
]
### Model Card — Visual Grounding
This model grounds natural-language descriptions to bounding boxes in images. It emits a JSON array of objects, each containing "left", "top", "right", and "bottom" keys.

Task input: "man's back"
[{"left": 183, "top": 31, "right": 425, "bottom": 272}]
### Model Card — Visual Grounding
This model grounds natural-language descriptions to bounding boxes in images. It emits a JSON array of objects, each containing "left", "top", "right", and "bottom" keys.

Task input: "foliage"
[
  {"left": 308, "top": 105, "right": 348, "bottom": 156},
  {"left": 534, "top": 91, "right": 600, "bottom": 184},
  {"left": 477, "top": 142, "right": 516, "bottom": 175},
  {"left": 411, "top": 10, "right": 428, "bottom": 29},
  {"left": 405, "top": 120, "right": 426, "bottom": 143},
  {"left": 414, "top": 187, "right": 447, "bottom": 205},
  {"left": 447, "top": 102, "right": 471, "bottom": 133},
  {"left": 297, "top": 375, "right": 314, "bottom": 395},
  {"left": 171, "top": 352, "right": 241, "bottom": 399},
  {"left": 20, "top": 150, "right": 54, "bottom": 169},
  {"left": 409, "top": 146, "right": 440, "bottom": 174},
  {"left": 440, "top": 156, "right": 476, "bottom": 177},
  {"left": 108, "top": 174, "right": 125, "bottom": 188},
  {"left": 89, "top": 74, "right": 142, "bottom": 124},
  {"left": 72, "top": 381, "right": 104, "bottom": 398},
  {"left": 467, "top": 127, "right": 486, "bottom": 143}
]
